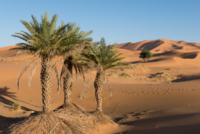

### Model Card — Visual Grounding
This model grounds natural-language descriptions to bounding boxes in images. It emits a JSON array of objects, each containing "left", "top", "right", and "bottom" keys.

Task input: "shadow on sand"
[
  {"left": 0, "top": 86, "right": 40, "bottom": 111},
  {"left": 172, "top": 74, "right": 200, "bottom": 83},
  {"left": 0, "top": 115, "right": 25, "bottom": 133},
  {"left": 116, "top": 113, "right": 200, "bottom": 134},
  {"left": 0, "top": 87, "right": 42, "bottom": 132},
  {"left": 130, "top": 58, "right": 167, "bottom": 64}
]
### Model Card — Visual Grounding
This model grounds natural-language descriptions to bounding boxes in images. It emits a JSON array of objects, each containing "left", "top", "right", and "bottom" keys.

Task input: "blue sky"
[{"left": 0, "top": 0, "right": 200, "bottom": 47}]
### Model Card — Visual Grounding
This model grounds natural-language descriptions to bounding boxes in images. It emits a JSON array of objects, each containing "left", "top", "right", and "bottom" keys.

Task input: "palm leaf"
[
  {"left": 17, "top": 59, "right": 37, "bottom": 90},
  {"left": 28, "top": 59, "right": 39, "bottom": 89}
]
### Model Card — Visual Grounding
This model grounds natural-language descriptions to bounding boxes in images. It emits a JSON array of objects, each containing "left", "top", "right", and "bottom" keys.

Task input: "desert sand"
[{"left": 1, "top": 39, "right": 200, "bottom": 134}]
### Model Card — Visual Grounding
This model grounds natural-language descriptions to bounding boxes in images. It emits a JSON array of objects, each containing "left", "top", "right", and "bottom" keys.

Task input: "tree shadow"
[
  {"left": 0, "top": 86, "right": 16, "bottom": 106},
  {"left": 153, "top": 51, "right": 198, "bottom": 59},
  {"left": 147, "top": 58, "right": 168, "bottom": 63},
  {"left": 130, "top": 58, "right": 167, "bottom": 64},
  {"left": 0, "top": 86, "right": 40, "bottom": 111},
  {"left": 0, "top": 115, "right": 25, "bottom": 133},
  {"left": 130, "top": 60, "right": 143, "bottom": 64},
  {"left": 172, "top": 74, "right": 200, "bottom": 82},
  {"left": 116, "top": 113, "right": 200, "bottom": 134}
]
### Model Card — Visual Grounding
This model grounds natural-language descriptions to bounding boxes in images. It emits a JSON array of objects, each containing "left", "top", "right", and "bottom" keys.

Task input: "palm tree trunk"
[
  {"left": 41, "top": 56, "right": 52, "bottom": 113},
  {"left": 63, "top": 56, "right": 73, "bottom": 107},
  {"left": 94, "top": 70, "right": 105, "bottom": 112}
]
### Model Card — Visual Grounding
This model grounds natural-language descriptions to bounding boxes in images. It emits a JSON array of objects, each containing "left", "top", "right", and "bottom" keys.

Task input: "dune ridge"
[{"left": 117, "top": 39, "right": 200, "bottom": 53}]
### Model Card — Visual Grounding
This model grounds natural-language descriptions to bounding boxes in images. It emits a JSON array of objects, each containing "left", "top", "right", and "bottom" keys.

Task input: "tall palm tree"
[
  {"left": 81, "top": 38, "right": 128, "bottom": 114},
  {"left": 12, "top": 12, "right": 73, "bottom": 113},
  {"left": 58, "top": 23, "right": 93, "bottom": 108}
]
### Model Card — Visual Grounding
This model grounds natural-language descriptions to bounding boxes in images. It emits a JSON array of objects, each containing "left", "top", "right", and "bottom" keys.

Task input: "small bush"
[
  {"left": 139, "top": 49, "right": 152, "bottom": 61},
  {"left": 11, "top": 102, "right": 21, "bottom": 111}
]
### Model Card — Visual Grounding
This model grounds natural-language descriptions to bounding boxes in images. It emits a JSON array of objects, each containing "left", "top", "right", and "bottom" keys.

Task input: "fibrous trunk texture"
[
  {"left": 41, "top": 56, "right": 52, "bottom": 113},
  {"left": 63, "top": 56, "right": 73, "bottom": 107},
  {"left": 94, "top": 69, "right": 105, "bottom": 112}
]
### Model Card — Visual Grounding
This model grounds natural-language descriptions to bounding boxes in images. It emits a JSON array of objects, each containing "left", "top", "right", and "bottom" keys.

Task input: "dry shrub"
[
  {"left": 11, "top": 102, "right": 21, "bottom": 111},
  {"left": 150, "top": 72, "right": 177, "bottom": 82},
  {"left": 5, "top": 112, "right": 87, "bottom": 134},
  {"left": 106, "top": 73, "right": 112, "bottom": 76},
  {"left": 106, "top": 73, "right": 119, "bottom": 78},
  {"left": 1, "top": 57, "right": 10, "bottom": 61},
  {"left": 112, "top": 73, "right": 119, "bottom": 78},
  {"left": 119, "top": 72, "right": 132, "bottom": 78},
  {"left": 124, "top": 64, "right": 149, "bottom": 70},
  {"left": 16, "top": 50, "right": 28, "bottom": 56}
]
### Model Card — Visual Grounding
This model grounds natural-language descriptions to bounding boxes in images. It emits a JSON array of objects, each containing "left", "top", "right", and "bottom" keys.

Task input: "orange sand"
[{"left": 1, "top": 39, "right": 200, "bottom": 134}]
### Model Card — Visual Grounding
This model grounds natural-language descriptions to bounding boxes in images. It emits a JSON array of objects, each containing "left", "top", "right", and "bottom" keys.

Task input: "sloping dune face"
[
  {"left": 0, "top": 46, "right": 18, "bottom": 57},
  {"left": 117, "top": 39, "right": 200, "bottom": 53}
]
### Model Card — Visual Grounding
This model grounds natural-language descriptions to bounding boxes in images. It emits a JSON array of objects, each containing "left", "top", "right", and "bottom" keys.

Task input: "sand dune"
[
  {"left": 117, "top": 39, "right": 200, "bottom": 52},
  {"left": 0, "top": 46, "right": 18, "bottom": 57},
  {"left": 1, "top": 40, "right": 200, "bottom": 134}
]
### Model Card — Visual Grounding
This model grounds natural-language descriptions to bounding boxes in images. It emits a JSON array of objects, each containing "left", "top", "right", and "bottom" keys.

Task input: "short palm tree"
[
  {"left": 58, "top": 23, "right": 93, "bottom": 108},
  {"left": 12, "top": 12, "right": 73, "bottom": 113},
  {"left": 81, "top": 38, "right": 128, "bottom": 121}
]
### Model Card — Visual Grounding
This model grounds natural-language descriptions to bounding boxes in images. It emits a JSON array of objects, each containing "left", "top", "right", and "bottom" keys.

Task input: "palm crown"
[
  {"left": 81, "top": 38, "right": 127, "bottom": 71},
  {"left": 12, "top": 12, "right": 72, "bottom": 58},
  {"left": 11, "top": 12, "right": 74, "bottom": 113}
]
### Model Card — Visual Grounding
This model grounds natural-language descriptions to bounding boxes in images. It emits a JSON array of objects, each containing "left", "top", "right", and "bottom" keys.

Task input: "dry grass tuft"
[
  {"left": 10, "top": 102, "right": 21, "bottom": 111},
  {"left": 119, "top": 72, "right": 132, "bottom": 78},
  {"left": 150, "top": 72, "right": 177, "bottom": 82},
  {"left": 16, "top": 50, "right": 28, "bottom": 56},
  {"left": 1, "top": 57, "right": 10, "bottom": 61},
  {"left": 123, "top": 64, "right": 149, "bottom": 70},
  {"left": 112, "top": 73, "right": 119, "bottom": 78}
]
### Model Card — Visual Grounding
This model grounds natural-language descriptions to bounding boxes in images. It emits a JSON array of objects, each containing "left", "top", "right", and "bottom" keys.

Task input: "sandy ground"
[{"left": 1, "top": 39, "right": 200, "bottom": 134}]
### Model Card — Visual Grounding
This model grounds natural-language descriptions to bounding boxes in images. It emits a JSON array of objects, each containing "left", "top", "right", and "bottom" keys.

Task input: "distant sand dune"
[{"left": 117, "top": 39, "right": 200, "bottom": 52}]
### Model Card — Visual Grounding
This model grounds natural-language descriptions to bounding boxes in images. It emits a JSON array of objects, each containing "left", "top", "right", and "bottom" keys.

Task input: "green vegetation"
[
  {"left": 12, "top": 12, "right": 72, "bottom": 113},
  {"left": 81, "top": 38, "right": 128, "bottom": 124},
  {"left": 139, "top": 49, "right": 152, "bottom": 62},
  {"left": 8, "top": 11, "right": 129, "bottom": 133},
  {"left": 58, "top": 23, "right": 93, "bottom": 108}
]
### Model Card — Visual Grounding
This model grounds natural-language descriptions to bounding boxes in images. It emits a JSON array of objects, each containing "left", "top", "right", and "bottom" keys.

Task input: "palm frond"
[
  {"left": 54, "top": 65, "right": 60, "bottom": 93},
  {"left": 28, "top": 59, "right": 39, "bottom": 89},
  {"left": 106, "top": 75, "right": 112, "bottom": 98},
  {"left": 17, "top": 59, "right": 37, "bottom": 90}
]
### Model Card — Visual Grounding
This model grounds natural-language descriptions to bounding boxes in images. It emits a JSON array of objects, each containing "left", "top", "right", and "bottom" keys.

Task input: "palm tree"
[
  {"left": 58, "top": 23, "right": 93, "bottom": 108},
  {"left": 12, "top": 12, "right": 73, "bottom": 113},
  {"left": 81, "top": 38, "right": 128, "bottom": 115}
]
